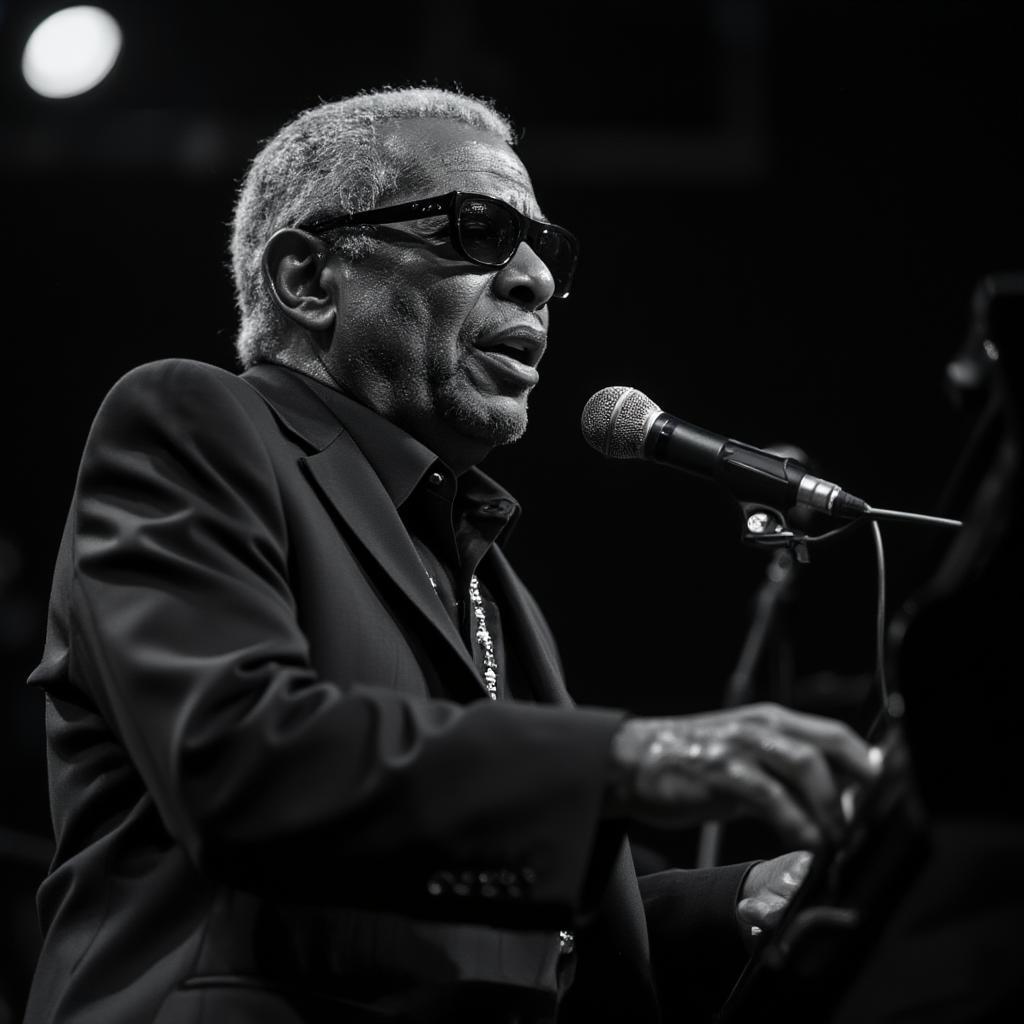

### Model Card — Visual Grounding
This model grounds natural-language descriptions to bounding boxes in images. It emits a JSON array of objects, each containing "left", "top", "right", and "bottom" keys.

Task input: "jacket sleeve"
[
  {"left": 62, "top": 359, "right": 627, "bottom": 924},
  {"left": 641, "top": 863, "right": 754, "bottom": 1019}
]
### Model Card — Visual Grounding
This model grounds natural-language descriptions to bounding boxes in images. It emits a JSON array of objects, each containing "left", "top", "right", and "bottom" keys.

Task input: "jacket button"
[{"left": 426, "top": 870, "right": 453, "bottom": 895}]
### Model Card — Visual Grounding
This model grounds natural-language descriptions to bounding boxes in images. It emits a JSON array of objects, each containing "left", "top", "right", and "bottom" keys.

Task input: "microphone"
[{"left": 580, "top": 386, "right": 869, "bottom": 518}]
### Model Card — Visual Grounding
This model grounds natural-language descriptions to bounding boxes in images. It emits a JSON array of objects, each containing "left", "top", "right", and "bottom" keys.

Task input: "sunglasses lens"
[
  {"left": 457, "top": 198, "right": 520, "bottom": 265},
  {"left": 533, "top": 227, "right": 577, "bottom": 297},
  {"left": 456, "top": 195, "right": 578, "bottom": 297}
]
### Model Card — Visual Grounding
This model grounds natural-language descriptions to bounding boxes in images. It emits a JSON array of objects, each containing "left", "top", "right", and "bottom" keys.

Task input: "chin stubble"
[{"left": 433, "top": 360, "right": 529, "bottom": 447}]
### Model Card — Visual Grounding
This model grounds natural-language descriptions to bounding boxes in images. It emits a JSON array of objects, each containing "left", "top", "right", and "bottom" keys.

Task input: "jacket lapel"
[
  {"left": 242, "top": 365, "right": 485, "bottom": 698},
  {"left": 302, "top": 437, "right": 483, "bottom": 689},
  {"left": 484, "top": 545, "right": 572, "bottom": 707}
]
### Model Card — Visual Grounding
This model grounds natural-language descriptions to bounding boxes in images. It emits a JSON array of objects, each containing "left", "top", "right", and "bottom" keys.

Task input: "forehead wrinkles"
[
  {"left": 384, "top": 123, "right": 545, "bottom": 218},
  {"left": 432, "top": 141, "right": 541, "bottom": 215},
  {"left": 435, "top": 141, "right": 530, "bottom": 180}
]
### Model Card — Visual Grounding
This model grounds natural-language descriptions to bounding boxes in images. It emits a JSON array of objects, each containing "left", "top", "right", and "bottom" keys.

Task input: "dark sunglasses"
[{"left": 297, "top": 191, "right": 579, "bottom": 299}]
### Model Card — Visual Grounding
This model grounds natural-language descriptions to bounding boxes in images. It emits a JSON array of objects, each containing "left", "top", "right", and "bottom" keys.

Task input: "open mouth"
[{"left": 474, "top": 329, "right": 545, "bottom": 368}]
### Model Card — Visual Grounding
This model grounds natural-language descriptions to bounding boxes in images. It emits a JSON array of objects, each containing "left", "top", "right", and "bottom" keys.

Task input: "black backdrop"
[{"left": 2, "top": 0, "right": 1022, "bottom": 1007}]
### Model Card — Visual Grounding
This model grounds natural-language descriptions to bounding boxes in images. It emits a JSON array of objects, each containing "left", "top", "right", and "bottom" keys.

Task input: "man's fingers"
[
  {"left": 609, "top": 711, "right": 880, "bottom": 840},
  {"left": 778, "top": 849, "right": 813, "bottom": 889},
  {"left": 743, "top": 728, "right": 846, "bottom": 842},
  {"left": 722, "top": 758, "right": 822, "bottom": 847},
  {"left": 738, "top": 851, "right": 813, "bottom": 936},
  {"left": 737, "top": 894, "right": 788, "bottom": 929},
  {"left": 738, "top": 703, "right": 882, "bottom": 782},
  {"left": 741, "top": 850, "right": 812, "bottom": 902}
]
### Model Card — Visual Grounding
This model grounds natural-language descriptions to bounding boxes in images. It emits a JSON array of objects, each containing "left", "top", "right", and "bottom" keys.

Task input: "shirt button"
[{"left": 428, "top": 471, "right": 444, "bottom": 487}]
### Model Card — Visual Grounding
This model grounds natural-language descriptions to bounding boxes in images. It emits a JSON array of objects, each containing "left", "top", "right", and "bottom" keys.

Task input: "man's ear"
[{"left": 262, "top": 228, "right": 336, "bottom": 333}]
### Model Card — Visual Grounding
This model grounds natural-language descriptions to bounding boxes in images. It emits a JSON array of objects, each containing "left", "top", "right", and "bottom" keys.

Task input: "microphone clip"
[{"left": 739, "top": 503, "right": 812, "bottom": 564}]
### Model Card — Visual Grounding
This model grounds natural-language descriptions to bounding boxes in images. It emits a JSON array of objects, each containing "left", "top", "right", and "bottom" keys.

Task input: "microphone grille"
[{"left": 581, "top": 386, "right": 662, "bottom": 459}]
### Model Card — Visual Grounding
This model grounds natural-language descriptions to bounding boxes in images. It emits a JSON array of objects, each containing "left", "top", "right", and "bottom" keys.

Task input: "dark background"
[{"left": 1, "top": 0, "right": 1022, "bottom": 1014}]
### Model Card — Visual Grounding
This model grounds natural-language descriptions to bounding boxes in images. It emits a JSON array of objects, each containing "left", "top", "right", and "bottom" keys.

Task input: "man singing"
[{"left": 25, "top": 87, "right": 877, "bottom": 1023}]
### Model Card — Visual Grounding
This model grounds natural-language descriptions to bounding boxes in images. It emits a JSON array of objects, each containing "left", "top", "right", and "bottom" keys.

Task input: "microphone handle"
[
  {"left": 644, "top": 412, "right": 727, "bottom": 475},
  {"left": 645, "top": 413, "right": 821, "bottom": 512}
]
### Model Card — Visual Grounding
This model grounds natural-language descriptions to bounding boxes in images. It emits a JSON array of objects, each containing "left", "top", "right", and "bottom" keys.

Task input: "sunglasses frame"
[{"left": 297, "top": 191, "right": 578, "bottom": 299}]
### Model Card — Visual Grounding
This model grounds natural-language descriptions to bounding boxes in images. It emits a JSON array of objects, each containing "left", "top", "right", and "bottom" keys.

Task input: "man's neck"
[{"left": 269, "top": 350, "right": 491, "bottom": 476}]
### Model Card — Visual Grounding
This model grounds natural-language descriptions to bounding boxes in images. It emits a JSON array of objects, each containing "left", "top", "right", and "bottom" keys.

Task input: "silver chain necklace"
[
  {"left": 468, "top": 574, "right": 498, "bottom": 700},
  {"left": 424, "top": 570, "right": 497, "bottom": 700}
]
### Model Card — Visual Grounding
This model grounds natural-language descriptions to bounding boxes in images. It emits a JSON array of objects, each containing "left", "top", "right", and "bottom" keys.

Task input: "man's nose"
[{"left": 492, "top": 242, "right": 556, "bottom": 310}]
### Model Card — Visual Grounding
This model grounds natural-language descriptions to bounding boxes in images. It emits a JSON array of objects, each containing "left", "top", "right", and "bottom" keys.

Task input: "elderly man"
[{"left": 25, "top": 88, "right": 877, "bottom": 1024}]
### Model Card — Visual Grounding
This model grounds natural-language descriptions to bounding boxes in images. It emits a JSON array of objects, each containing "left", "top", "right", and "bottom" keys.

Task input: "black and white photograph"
[{"left": 2, "top": 2, "right": 1022, "bottom": 1021}]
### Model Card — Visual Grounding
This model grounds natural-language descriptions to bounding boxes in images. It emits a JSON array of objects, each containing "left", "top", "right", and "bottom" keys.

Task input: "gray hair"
[{"left": 229, "top": 87, "right": 516, "bottom": 368}]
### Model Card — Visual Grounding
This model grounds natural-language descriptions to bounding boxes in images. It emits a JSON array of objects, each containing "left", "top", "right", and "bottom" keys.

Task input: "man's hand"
[
  {"left": 737, "top": 850, "right": 812, "bottom": 938},
  {"left": 607, "top": 702, "right": 882, "bottom": 847}
]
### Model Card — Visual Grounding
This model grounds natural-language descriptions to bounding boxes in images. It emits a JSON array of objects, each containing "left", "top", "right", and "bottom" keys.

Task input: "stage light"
[{"left": 22, "top": 6, "right": 122, "bottom": 99}]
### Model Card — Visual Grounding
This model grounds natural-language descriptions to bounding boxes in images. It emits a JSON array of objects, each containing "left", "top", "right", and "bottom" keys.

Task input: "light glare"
[{"left": 22, "top": 6, "right": 122, "bottom": 99}]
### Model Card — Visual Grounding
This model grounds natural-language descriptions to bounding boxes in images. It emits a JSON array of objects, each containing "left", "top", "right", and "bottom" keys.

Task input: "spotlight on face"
[{"left": 22, "top": 5, "right": 122, "bottom": 99}]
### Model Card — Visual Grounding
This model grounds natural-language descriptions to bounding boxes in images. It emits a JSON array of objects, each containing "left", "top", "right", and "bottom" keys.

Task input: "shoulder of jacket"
[
  {"left": 107, "top": 357, "right": 242, "bottom": 393},
  {"left": 98, "top": 358, "right": 265, "bottom": 415},
  {"left": 84, "top": 360, "right": 280, "bottom": 457}
]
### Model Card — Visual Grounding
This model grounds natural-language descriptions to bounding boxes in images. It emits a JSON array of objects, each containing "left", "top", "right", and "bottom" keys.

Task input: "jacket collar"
[{"left": 242, "top": 364, "right": 520, "bottom": 531}]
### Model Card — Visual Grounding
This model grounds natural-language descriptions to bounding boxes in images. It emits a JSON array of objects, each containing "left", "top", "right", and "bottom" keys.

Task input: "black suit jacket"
[{"left": 25, "top": 360, "right": 748, "bottom": 1023}]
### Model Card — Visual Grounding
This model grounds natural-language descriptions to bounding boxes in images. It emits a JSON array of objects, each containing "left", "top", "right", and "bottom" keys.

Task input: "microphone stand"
[
  {"left": 693, "top": 472, "right": 959, "bottom": 869},
  {"left": 696, "top": 545, "right": 800, "bottom": 868}
]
